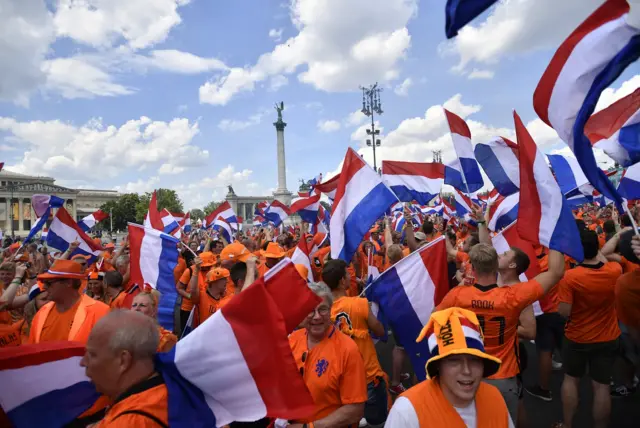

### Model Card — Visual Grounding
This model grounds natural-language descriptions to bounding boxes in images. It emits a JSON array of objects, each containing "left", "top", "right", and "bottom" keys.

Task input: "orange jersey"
[
  {"left": 455, "top": 251, "right": 475, "bottom": 286},
  {"left": 196, "top": 285, "right": 231, "bottom": 327},
  {"left": 311, "top": 246, "right": 331, "bottom": 281},
  {"left": 616, "top": 270, "right": 640, "bottom": 329},
  {"left": 178, "top": 268, "right": 196, "bottom": 311},
  {"left": 437, "top": 280, "right": 544, "bottom": 379},
  {"left": 558, "top": 262, "right": 622, "bottom": 343},
  {"left": 39, "top": 298, "right": 81, "bottom": 343},
  {"left": 619, "top": 256, "right": 640, "bottom": 274},
  {"left": 288, "top": 327, "right": 367, "bottom": 423},
  {"left": 331, "top": 296, "right": 385, "bottom": 383}
]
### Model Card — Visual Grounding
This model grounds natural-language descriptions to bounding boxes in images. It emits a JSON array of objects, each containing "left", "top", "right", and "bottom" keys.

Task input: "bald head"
[{"left": 92, "top": 310, "right": 159, "bottom": 359}]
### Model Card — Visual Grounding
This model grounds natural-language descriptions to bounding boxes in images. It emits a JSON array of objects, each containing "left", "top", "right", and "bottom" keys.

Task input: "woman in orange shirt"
[
  {"left": 288, "top": 282, "right": 367, "bottom": 427},
  {"left": 131, "top": 287, "right": 177, "bottom": 353}
]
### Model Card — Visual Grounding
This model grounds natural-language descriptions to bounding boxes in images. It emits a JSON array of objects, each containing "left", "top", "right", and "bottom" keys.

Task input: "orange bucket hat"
[
  {"left": 206, "top": 267, "right": 230, "bottom": 282},
  {"left": 38, "top": 260, "right": 87, "bottom": 281},
  {"left": 199, "top": 252, "right": 216, "bottom": 267},
  {"left": 261, "top": 242, "right": 286, "bottom": 259},
  {"left": 220, "top": 242, "right": 252, "bottom": 263}
]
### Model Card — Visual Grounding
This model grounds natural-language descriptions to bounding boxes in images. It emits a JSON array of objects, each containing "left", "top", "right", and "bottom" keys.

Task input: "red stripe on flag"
[
  {"left": 514, "top": 111, "right": 542, "bottom": 245},
  {"left": 381, "top": 160, "right": 445, "bottom": 178},
  {"left": 0, "top": 341, "right": 85, "bottom": 370},
  {"left": 419, "top": 237, "right": 450, "bottom": 307},
  {"left": 333, "top": 148, "right": 366, "bottom": 210},
  {"left": 444, "top": 109, "right": 471, "bottom": 139},
  {"left": 533, "top": 0, "right": 629, "bottom": 126},
  {"left": 585, "top": 87, "right": 640, "bottom": 144},
  {"left": 221, "top": 270, "right": 318, "bottom": 419}
]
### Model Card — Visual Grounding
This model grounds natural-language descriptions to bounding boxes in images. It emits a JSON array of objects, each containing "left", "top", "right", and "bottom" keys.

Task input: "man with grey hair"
[
  {"left": 81, "top": 310, "right": 169, "bottom": 427},
  {"left": 285, "top": 282, "right": 367, "bottom": 428}
]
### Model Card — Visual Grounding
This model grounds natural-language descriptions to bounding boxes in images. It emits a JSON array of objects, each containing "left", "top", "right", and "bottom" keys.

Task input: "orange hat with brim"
[
  {"left": 104, "top": 243, "right": 115, "bottom": 250},
  {"left": 38, "top": 260, "right": 87, "bottom": 281},
  {"left": 206, "top": 267, "right": 230, "bottom": 282},
  {"left": 71, "top": 254, "right": 92, "bottom": 261},
  {"left": 200, "top": 252, "right": 216, "bottom": 267},
  {"left": 417, "top": 307, "right": 501, "bottom": 379},
  {"left": 220, "top": 242, "right": 252, "bottom": 263},
  {"left": 261, "top": 242, "right": 286, "bottom": 258}
]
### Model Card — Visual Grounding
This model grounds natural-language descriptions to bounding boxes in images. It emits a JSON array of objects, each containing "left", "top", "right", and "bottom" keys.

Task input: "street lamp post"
[{"left": 359, "top": 83, "right": 383, "bottom": 171}]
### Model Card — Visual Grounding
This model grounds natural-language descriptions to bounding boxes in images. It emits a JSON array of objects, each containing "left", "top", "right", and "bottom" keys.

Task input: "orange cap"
[
  {"left": 206, "top": 267, "right": 230, "bottom": 282},
  {"left": 294, "top": 264, "right": 309, "bottom": 281},
  {"left": 261, "top": 242, "right": 286, "bottom": 259},
  {"left": 220, "top": 242, "right": 251, "bottom": 263},
  {"left": 38, "top": 260, "right": 87, "bottom": 281}
]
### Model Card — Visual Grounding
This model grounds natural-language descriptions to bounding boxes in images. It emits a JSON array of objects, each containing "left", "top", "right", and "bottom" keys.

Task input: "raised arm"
[{"left": 533, "top": 249, "right": 565, "bottom": 294}]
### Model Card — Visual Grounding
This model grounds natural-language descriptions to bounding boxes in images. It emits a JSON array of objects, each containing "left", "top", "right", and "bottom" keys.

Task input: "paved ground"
[{"left": 375, "top": 339, "right": 639, "bottom": 427}]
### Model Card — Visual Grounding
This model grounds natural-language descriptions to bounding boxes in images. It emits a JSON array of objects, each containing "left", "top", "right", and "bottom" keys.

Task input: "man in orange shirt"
[
  {"left": 177, "top": 251, "right": 215, "bottom": 325},
  {"left": 323, "top": 259, "right": 387, "bottom": 427},
  {"left": 30, "top": 260, "right": 110, "bottom": 344},
  {"left": 190, "top": 263, "right": 232, "bottom": 326},
  {"left": 258, "top": 242, "right": 286, "bottom": 277},
  {"left": 81, "top": 310, "right": 170, "bottom": 427},
  {"left": 557, "top": 230, "right": 622, "bottom": 428},
  {"left": 288, "top": 282, "right": 366, "bottom": 427},
  {"left": 445, "top": 230, "right": 479, "bottom": 286},
  {"left": 437, "top": 243, "right": 565, "bottom": 423}
]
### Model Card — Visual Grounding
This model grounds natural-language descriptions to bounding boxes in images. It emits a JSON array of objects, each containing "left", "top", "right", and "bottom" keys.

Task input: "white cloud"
[
  {"left": 317, "top": 120, "right": 341, "bottom": 133},
  {"left": 345, "top": 110, "right": 367, "bottom": 127},
  {"left": 595, "top": 74, "right": 640, "bottom": 111},
  {"left": 0, "top": 0, "right": 55, "bottom": 106},
  {"left": 218, "top": 110, "right": 268, "bottom": 132},
  {"left": 269, "top": 28, "right": 284, "bottom": 42},
  {"left": 269, "top": 74, "right": 289, "bottom": 91},
  {"left": 394, "top": 77, "right": 413, "bottom": 96},
  {"left": 114, "top": 176, "right": 160, "bottom": 193},
  {"left": 468, "top": 69, "right": 494, "bottom": 80},
  {"left": 53, "top": 0, "right": 190, "bottom": 50},
  {"left": 1, "top": 115, "right": 208, "bottom": 182},
  {"left": 199, "top": 0, "right": 417, "bottom": 105},
  {"left": 442, "top": 0, "right": 602, "bottom": 74},
  {"left": 141, "top": 50, "right": 228, "bottom": 74},
  {"left": 158, "top": 164, "right": 185, "bottom": 175},
  {"left": 42, "top": 57, "right": 134, "bottom": 99}
]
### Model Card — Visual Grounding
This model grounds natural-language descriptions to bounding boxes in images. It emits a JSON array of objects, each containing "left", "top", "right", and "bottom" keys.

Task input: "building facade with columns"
[{"left": 0, "top": 170, "right": 120, "bottom": 237}]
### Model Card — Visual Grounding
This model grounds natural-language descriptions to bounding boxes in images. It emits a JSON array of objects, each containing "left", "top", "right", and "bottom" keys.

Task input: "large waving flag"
[
  {"left": 381, "top": 160, "right": 444, "bottom": 204},
  {"left": 618, "top": 162, "right": 640, "bottom": 199},
  {"left": 204, "top": 202, "right": 238, "bottom": 229},
  {"left": 263, "top": 200, "right": 291, "bottom": 227},
  {"left": 31, "top": 194, "right": 65, "bottom": 218},
  {"left": 289, "top": 193, "right": 321, "bottom": 223},
  {"left": 78, "top": 209, "right": 109, "bottom": 232},
  {"left": 445, "top": 0, "right": 498, "bottom": 38},
  {"left": 212, "top": 216, "right": 234, "bottom": 243},
  {"left": 533, "top": 0, "right": 639, "bottom": 205},
  {"left": 0, "top": 342, "right": 101, "bottom": 428},
  {"left": 47, "top": 208, "right": 103, "bottom": 259},
  {"left": 156, "top": 259, "right": 320, "bottom": 427},
  {"left": 514, "top": 111, "right": 584, "bottom": 262},
  {"left": 547, "top": 154, "right": 590, "bottom": 195},
  {"left": 474, "top": 136, "right": 520, "bottom": 196},
  {"left": 313, "top": 173, "right": 340, "bottom": 200},
  {"left": 367, "top": 237, "right": 449, "bottom": 380},
  {"left": 143, "top": 191, "right": 164, "bottom": 231},
  {"left": 487, "top": 193, "right": 519, "bottom": 232},
  {"left": 444, "top": 109, "right": 485, "bottom": 193},
  {"left": 330, "top": 148, "right": 398, "bottom": 261},
  {"left": 128, "top": 223, "right": 180, "bottom": 332},
  {"left": 585, "top": 87, "right": 640, "bottom": 167}
]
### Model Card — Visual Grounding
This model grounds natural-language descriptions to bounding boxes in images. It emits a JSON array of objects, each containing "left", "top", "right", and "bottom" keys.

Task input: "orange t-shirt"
[
  {"left": 455, "top": 251, "right": 475, "bottom": 286},
  {"left": 346, "top": 264, "right": 359, "bottom": 297},
  {"left": 288, "top": 327, "right": 367, "bottom": 423},
  {"left": 39, "top": 299, "right": 82, "bottom": 343},
  {"left": 0, "top": 321, "right": 22, "bottom": 348},
  {"left": 619, "top": 256, "right": 640, "bottom": 274},
  {"left": 437, "top": 280, "right": 544, "bottom": 379},
  {"left": 311, "top": 246, "right": 331, "bottom": 282},
  {"left": 331, "top": 296, "right": 385, "bottom": 383},
  {"left": 178, "top": 268, "right": 196, "bottom": 311},
  {"left": 196, "top": 284, "right": 231, "bottom": 327},
  {"left": 616, "top": 270, "right": 640, "bottom": 329},
  {"left": 174, "top": 257, "right": 187, "bottom": 285},
  {"left": 256, "top": 263, "right": 270, "bottom": 278},
  {"left": 558, "top": 262, "right": 622, "bottom": 343},
  {"left": 0, "top": 310, "right": 10, "bottom": 326}
]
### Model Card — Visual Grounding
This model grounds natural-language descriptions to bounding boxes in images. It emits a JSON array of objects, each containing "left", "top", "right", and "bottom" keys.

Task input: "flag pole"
[
  {"left": 622, "top": 204, "right": 640, "bottom": 236},
  {"left": 179, "top": 241, "right": 198, "bottom": 257}
]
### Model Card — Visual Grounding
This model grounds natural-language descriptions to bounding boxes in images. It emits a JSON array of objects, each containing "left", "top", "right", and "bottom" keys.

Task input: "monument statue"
[
  {"left": 274, "top": 101, "right": 284, "bottom": 122},
  {"left": 227, "top": 184, "right": 235, "bottom": 195}
]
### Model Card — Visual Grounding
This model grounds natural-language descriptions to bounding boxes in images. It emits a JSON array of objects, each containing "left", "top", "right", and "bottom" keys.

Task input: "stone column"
[
  {"left": 273, "top": 117, "right": 292, "bottom": 205},
  {"left": 18, "top": 199, "right": 24, "bottom": 233}
]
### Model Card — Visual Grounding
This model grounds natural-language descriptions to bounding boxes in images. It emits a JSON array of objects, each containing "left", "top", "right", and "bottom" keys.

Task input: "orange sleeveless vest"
[
  {"left": 30, "top": 295, "right": 110, "bottom": 344},
  {"left": 401, "top": 378, "right": 510, "bottom": 427}
]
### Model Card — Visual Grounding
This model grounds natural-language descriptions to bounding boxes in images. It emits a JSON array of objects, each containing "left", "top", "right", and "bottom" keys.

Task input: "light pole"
[
  {"left": 110, "top": 207, "right": 113, "bottom": 233},
  {"left": 359, "top": 83, "right": 383, "bottom": 171}
]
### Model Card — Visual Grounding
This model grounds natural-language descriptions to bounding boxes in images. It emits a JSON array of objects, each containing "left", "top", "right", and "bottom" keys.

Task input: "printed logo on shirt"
[
  {"left": 334, "top": 312, "right": 353, "bottom": 335},
  {"left": 315, "top": 359, "right": 329, "bottom": 377}
]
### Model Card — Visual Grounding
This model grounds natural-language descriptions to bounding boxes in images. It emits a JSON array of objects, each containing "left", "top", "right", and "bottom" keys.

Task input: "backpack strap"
[{"left": 113, "top": 409, "right": 168, "bottom": 428}]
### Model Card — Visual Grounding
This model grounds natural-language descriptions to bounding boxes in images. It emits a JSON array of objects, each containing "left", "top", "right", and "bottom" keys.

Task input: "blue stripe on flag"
[
  {"left": 619, "top": 122, "right": 640, "bottom": 165},
  {"left": 368, "top": 267, "right": 431, "bottom": 380},
  {"left": 445, "top": 0, "right": 498, "bottom": 38},
  {"left": 495, "top": 203, "right": 519, "bottom": 231},
  {"left": 23, "top": 207, "right": 50, "bottom": 243},
  {"left": 548, "top": 155, "right": 580, "bottom": 194},
  {"left": 549, "top": 197, "right": 585, "bottom": 262},
  {"left": 389, "top": 185, "right": 438, "bottom": 206},
  {"left": 157, "top": 234, "right": 180, "bottom": 332},
  {"left": 474, "top": 144, "right": 519, "bottom": 196},
  {"left": 338, "top": 182, "right": 396, "bottom": 262}
]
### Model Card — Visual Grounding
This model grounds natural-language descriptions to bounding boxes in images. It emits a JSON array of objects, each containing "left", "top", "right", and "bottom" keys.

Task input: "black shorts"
[
  {"left": 535, "top": 312, "right": 566, "bottom": 352},
  {"left": 562, "top": 337, "right": 620, "bottom": 384}
]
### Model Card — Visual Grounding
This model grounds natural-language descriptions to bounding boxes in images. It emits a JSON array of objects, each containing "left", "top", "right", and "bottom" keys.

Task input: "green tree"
[
  {"left": 100, "top": 193, "right": 141, "bottom": 232},
  {"left": 190, "top": 208, "right": 205, "bottom": 221},
  {"left": 204, "top": 201, "right": 223, "bottom": 216},
  {"left": 135, "top": 189, "right": 184, "bottom": 223}
]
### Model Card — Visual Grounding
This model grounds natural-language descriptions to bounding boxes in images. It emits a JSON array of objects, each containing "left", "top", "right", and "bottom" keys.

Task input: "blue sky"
[{"left": 1, "top": 0, "right": 638, "bottom": 210}]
